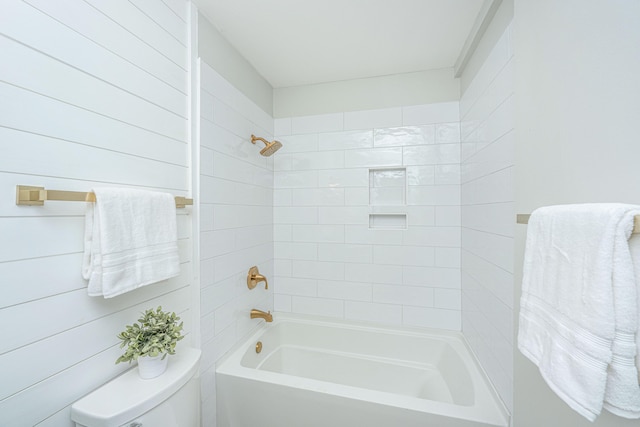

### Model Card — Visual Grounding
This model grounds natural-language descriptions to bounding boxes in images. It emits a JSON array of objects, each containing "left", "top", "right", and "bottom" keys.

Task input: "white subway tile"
[
  {"left": 274, "top": 189, "right": 292, "bottom": 206},
  {"left": 345, "top": 225, "right": 403, "bottom": 245},
  {"left": 435, "top": 123, "right": 461, "bottom": 143},
  {"left": 291, "top": 113, "right": 344, "bottom": 134},
  {"left": 292, "top": 150, "right": 344, "bottom": 170},
  {"left": 403, "top": 266, "right": 460, "bottom": 288},
  {"left": 318, "top": 280, "right": 372, "bottom": 302},
  {"left": 344, "top": 188, "right": 369, "bottom": 206},
  {"left": 278, "top": 134, "right": 319, "bottom": 154},
  {"left": 201, "top": 276, "right": 237, "bottom": 314},
  {"left": 274, "top": 277, "right": 317, "bottom": 296},
  {"left": 213, "top": 98, "right": 254, "bottom": 139},
  {"left": 373, "top": 245, "right": 435, "bottom": 267},
  {"left": 403, "top": 144, "right": 460, "bottom": 166},
  {"left": 319, "top": 206, "right": 368, "bottom": 225},
  {"left": 344, "top": 107, "right": 402, "bottom": 130},
  {"left": 291, "top": 296, "right": 344, "bottom": 318},
  {"left": 274, "top": 170, "right": 318, "bottom": 188},
  {"left": 434, "top": 289, "right": 461, "bottom": 310},
  {"left": 435, "top": 248, "right": 461, "bottom": 268},
  {"left": 319, "top": 130, "right": 373, "bottom": 151},
  {"left": 405, "top": 206, "right": 436, "bottom": 226},
  {"left": 274, "top": 294, "right": 292, "bottom": 312},
  {"left": 403, "top": 306, "right": 461, "bottom": 330},
  {"left": 345, "top": 301, "right": 402, "bottom": 325},
  {"left": 406, "top": 166, "right": 435, "bottom": 186},
  {"left": 318, "top": 168, "right": 369, "bottom": 188},
  {"left": 292, "top": 188, "right": 345, "bottom": 206},
  {"left": 402, "top": 102, "right": 460, "bottom": 125},
  {"left": 274, "top": 153, "right": 293, "bottom": 172},
  {"left": 201, "top": 147, "right": 214, "bottom": 176},
  {"left": 292, "top": 260, "right": 345, "bottom": 281},
  {"left": 214, "top": 205, "right": 272, "bottom": 229},
  {"left": 435, "top": 164, "right": 461, "bottom": 185},
  {"left": 345, "top": 147, "right": 403, "bottom": 168},
  {"left": 236, "top": 224, "right": 272, "bottom": 250},
  {"left": 372, "top": 284, "right": 434, "bottom": 307},
  {"left": 274, "top": 207, "right": 318, "bottom": 224},
  {"left": 289, "top": 225, "right": 343, "bottom": 244},
  {"left": 200, "top": 204, "right": 215, "bottom": 231},
  {"left": 274, "top": 224, "right": 292, "bottom": 241},
  {"left": 407, "top": 185, "right": 460, "bottom": 206},
  {"left": 344, "top": 263, "right": 402, "bottom": 284},
  {"left": 374, "top": 126, "right": 435, "bottom": 147},
  {"left": 318, "top": 243, "right": 373, "bottom": 263},
  {"left": 435, "top": 206, "right": 461, "bottom": 226},
  {"left": 274, "top": 259, "right": 292, "bottom": 276},
  {"left": 274, "top": 242, "right": 318, "bottom": 260},
  {"left": 200, "top": 90, "right": 215, "bottom": 122},
  {"left": 274, "top": 118, "right": 292, "bottom": 136},
  {"left": 200, "top": 257, "right": 215, "bottom": 287}
]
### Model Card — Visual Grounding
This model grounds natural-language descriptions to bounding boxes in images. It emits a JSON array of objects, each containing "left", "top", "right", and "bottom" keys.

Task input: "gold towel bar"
[
  {"left": 15, "top": 185, "right": 193, "bottom": 208},
  {"left": 516, "top": 213, "right": 640, "bottom": 235}
]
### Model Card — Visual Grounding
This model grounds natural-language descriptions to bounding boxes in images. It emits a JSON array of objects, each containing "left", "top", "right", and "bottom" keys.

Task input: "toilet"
[{"left": 71, "top": 347, "right": 201, "bottom": 427}]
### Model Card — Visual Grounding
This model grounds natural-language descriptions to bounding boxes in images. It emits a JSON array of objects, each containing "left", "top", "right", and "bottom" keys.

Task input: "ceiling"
[{"left": 194, "top": 0, "right": 486, "bottom": 88}]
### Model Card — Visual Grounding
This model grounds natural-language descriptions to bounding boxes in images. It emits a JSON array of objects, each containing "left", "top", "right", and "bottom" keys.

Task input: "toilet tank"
[{"left": 71, "top": 348, "right": 201, "bottom": 427}]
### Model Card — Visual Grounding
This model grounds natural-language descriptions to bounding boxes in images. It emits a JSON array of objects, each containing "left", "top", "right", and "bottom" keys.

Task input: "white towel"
[
  {"left": 518, "top": 203, "right": 640, "bottom": 421},
  {"left": 82, "top": 187, "right": 180, "bottom": 298}
]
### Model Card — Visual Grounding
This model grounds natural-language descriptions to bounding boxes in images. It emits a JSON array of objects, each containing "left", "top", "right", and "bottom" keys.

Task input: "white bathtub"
[{"left": 216, "top": 314, "right": 509, "bottom": 427}]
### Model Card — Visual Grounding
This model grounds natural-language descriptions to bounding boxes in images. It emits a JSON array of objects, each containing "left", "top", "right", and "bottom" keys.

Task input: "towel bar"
[
  {"left": 517, "top": 213, "right": 640, "bottom": 235},
  {"left": 15, "top": 185, "right": 193, "bottom": 208}
]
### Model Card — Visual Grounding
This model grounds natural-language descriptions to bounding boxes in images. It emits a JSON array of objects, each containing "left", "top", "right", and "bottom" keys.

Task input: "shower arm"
[{"left": 251, "top": 135, "right": 272, "bottom": 147}]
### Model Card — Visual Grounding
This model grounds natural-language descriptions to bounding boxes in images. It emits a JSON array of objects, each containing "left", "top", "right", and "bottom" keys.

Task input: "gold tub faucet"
[
  {"left": 247, "top": 266, "right": 269, "bottom": 290},
  {"left": 250, "top": 309, "right": 273, "bottom": 322}
]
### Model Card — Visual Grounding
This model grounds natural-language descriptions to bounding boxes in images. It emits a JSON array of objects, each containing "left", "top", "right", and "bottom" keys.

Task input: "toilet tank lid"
[{"left": 71, "top": 347, "right": 201, "bottom": 427}]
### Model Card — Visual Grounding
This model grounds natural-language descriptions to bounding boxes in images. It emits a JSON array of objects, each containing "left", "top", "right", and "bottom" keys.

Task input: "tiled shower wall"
[
  {"left": 199, "top": 62, "right": 274, "bottom": 426},
  {"left": 273, "top": 103, "right": 462, "bottom": 330},
  {"left": 460, "top": 23, "right": 515, "bottom": 411}
]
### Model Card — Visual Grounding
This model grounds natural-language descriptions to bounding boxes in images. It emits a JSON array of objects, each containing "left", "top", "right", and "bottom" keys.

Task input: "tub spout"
[{"left": 250, "top": 309, "right": 273, "bottom": 322}]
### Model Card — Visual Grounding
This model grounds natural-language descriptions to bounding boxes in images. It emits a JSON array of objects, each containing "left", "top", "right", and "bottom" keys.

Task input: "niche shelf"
[
  {"left": 369, "top": 213, "right": 407, "bottom": 229},
  {"left": 368, "top": 168, "right": 407, "bottom": 229}
]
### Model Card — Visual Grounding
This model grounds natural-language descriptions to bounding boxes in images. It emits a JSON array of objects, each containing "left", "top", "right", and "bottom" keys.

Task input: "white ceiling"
[{"left": 194, "top": 0, "right": 486, "bottom": 88}]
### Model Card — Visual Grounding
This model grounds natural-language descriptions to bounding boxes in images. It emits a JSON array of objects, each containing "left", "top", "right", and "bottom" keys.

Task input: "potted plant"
[{"left": 116, "top": 306, "right": 185, "bottom": 379}]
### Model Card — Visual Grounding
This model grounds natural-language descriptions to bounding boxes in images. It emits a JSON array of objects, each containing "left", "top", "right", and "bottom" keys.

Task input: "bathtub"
[{"left": 216, "top": 313, "right": 509, "bottom": 427}]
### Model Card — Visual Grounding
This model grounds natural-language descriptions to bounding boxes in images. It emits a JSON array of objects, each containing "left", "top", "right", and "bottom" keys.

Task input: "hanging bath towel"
[
  {"left": 82, "top": 187, "right": 180, "bottom": 298},
  {"left": 518, "top": 203, "right": 640, "bottom": 421}
]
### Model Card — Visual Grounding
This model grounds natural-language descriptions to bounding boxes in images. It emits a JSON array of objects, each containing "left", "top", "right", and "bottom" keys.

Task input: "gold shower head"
[{"left": 251, "top": 135, "right": 282, "bottom": 157}]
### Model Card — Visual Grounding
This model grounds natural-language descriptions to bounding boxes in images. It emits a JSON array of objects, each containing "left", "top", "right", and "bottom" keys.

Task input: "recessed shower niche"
[{"left": 368, "top": 168, "right": 407, "bottom": 229}]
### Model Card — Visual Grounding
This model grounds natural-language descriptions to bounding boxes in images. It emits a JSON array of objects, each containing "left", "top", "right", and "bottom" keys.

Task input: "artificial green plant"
[{"left": 116, "top": 306, "right": 184, "bottom": 364}]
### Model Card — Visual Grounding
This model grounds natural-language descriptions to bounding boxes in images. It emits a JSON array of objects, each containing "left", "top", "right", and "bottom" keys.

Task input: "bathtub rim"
[{"left": 216, "top": 312, "right": 510, "bottom": 427}]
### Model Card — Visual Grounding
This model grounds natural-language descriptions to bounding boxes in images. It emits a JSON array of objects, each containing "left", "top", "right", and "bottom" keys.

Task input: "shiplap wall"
[
  {"left": 0, "top": 1, "right": 191, "bottom": 426},
  {"left": 199, "top": 61, "right": 274, "bottom": 426}
]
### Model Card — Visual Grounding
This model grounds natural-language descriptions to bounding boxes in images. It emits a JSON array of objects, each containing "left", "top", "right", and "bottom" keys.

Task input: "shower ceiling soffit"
[{"left": 194, "top": 0, "right": 497, "bottom": 88}]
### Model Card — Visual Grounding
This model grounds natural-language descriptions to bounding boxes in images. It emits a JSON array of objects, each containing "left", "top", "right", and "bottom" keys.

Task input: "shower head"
[{"left": 251, "top": 135, "right": 282, "bottom": 157}]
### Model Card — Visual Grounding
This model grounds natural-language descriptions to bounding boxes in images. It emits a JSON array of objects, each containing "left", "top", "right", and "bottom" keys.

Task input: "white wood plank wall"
[{"left": 0, "top": 1, "right": 191, "bottom": 426}]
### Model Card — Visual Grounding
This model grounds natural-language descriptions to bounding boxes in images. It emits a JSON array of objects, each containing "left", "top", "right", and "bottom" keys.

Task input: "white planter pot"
[{"left": 137, "top": 354, "right": 169, "bottom": 379}]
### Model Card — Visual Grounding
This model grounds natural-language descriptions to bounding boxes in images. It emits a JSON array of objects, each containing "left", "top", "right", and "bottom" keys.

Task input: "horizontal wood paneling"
[
  {"left": 1, "top": 1, "right": 186, "bottom": 117},
  {"left": 130, "top": 0, "right": 188, "bottom": 46},
  {"left": 0, "top": 0, "right": 191, "bottom": 425},
  {"left": 1, "top": 127, "right": 188, "bottom": 190},
  {"left": 23, "top": 0, "right": 187, "bottom": 93},
  {"left": 162, "top": 0, "right": 188, "bottom": 23},
  {"left": 0, "top": 83, "right": 187, "bottom": 167},
  {"left": 0, "top": 36, "right": 185, "bottom": 141}
]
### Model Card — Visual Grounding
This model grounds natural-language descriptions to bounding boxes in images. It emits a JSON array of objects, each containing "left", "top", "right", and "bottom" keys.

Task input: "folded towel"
[
  {"left": 82, "top": 187, "right": 180, "bottom": 298},
  {"left": 518, "top": 203, "right": 640, "bottom": 421}
]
